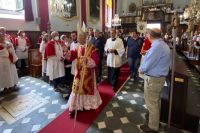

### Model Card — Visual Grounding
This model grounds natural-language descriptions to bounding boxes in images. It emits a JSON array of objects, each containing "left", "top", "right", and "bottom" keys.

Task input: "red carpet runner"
[{"left": 39, "top": 63, "right": 130, "bottom": 133}]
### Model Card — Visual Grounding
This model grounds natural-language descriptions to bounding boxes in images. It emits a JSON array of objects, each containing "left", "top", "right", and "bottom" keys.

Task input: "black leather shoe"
[
  {"left": 69, "top": 110, "right": 75, "bottom": 118},
  {"left": 140, "top": 124, "right": 158, "bottom": 133},
  {"left": 65, "top": 94, "right": 70, "bottom": 100},
  {"left": 112, "top": 86, "right": 115, "bottom": 90}
]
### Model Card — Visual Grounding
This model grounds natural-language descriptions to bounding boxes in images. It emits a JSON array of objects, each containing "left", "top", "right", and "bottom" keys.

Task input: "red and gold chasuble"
[{"left": 71, "top": 44, "right": 98, "bottom": 95}]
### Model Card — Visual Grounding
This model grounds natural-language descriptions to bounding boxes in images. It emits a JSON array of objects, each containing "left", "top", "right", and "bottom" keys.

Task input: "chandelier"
[
  {"left": 183, "top": 0, "right": 200, "bottom": 24},
  {"left": 111, "top": 14, "right": 121, "bottom": 27},
  {"left": 62, "top": 0, "right": 72, "bottom": 17}
]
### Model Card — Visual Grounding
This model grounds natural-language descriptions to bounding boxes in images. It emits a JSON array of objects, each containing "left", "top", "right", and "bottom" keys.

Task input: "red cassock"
[{"left": 141, "top": 38, "right": 151, "bottom": 55}]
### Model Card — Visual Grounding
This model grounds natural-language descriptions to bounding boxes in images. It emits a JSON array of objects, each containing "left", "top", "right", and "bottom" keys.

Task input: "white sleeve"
[
  {"left": 39, "top": 41, "right": 45, "bottom": 53},
  {"left": 116, "top": 39, "right": 125, "bottom": 57}
]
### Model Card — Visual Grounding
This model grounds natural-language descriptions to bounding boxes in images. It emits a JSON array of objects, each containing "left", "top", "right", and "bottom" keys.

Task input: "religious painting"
[
  {"left": 49, "top": 0, "right": 78, "bottom": 20},
  {"left": 88, "top": 0, "right": 100, "bottom": 23},
  {"left": 137, "top": 21, "right": 147, "bottom": 34}
]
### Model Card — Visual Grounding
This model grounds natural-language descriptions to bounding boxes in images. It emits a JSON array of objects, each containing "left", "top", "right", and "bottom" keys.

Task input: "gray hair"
[{"left": 147, "top": 28, "right": 161, "bottom": 38}]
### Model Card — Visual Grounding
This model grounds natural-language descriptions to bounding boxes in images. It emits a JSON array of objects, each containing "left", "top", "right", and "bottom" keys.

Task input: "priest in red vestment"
[
  {"left": 65, "top": 31, "right": 102, "bottom": 118},
  {"left": 44, "top": 31, "right": 65, "bottom": 92},
  {"left": 14, "top": 30, "right": 30, "bottom": 69}
]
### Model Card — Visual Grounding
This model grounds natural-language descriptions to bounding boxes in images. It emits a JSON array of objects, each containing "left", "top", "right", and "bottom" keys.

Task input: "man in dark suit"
[{"left": 91, "top": 29, "right": 106, "bottom": 82}]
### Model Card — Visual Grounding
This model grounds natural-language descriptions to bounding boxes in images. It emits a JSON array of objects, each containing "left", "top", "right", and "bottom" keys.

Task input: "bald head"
[
  {"left": 0, "top": 27, "right": 6, "bottom": 34},
  {"left": 51, "top": 31, "right": 59, "bottom": 38},
  {"left": 147, "top": 28, "right": 161, "bottom": 39}
]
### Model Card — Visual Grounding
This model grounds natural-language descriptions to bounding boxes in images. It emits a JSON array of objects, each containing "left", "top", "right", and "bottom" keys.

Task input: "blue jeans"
[{"left": 128, "top": 57, "right": 140, "bottom": 79}]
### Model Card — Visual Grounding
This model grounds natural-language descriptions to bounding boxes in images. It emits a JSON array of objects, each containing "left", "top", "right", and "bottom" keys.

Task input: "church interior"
[{"left": 0, "top": 0, "right": 200, "bottom": 133}]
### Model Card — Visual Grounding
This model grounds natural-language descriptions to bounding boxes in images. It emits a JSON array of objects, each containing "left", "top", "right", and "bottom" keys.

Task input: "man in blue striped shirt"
[{"left": 139, "top": 28, "right": 171, "bottom": 133}]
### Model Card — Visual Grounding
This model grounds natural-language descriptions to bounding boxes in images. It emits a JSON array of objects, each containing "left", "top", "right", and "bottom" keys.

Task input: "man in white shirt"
[{"left": 104, "top": 29, "right": 125, "bottom": 90}]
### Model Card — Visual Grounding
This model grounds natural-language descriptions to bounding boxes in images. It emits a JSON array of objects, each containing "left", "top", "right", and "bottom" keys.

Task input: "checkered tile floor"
[
  {"left": 86, "top": 56, "right": 200, "bottom": 133},
  {"left": 0, "top": 76, "right": 69, "bottom": 133},
  {"left": 0, "top": 55, "right": 199, "bottom": 133},
  {"left": 86, "top": 77, "right": 193, "bottom": 133}
]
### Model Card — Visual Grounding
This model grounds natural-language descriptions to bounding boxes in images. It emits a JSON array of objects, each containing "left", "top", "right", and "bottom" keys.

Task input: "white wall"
[
  {"left": 48, "top": 0, "right": 81, "bottom": 32},
  {"left": 0, "top": 0, "right": 40, "bottom": 31}
]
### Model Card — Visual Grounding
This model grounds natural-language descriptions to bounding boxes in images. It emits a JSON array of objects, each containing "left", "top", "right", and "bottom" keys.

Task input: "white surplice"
[
  {"left": 70, "top": 41, "right": 78, "bottom": 75},
  {"left": 104, "top": 38, "right": 125, "bottom": 68},
  {"left": 46, "top": 41, "right": 65, "bottom": 80},
  {"left": 15, "top": 36, "right": 28, "bottom": 59},
  {"left": 6, "top": 41, "right": 19, "bottom": 86},
  {"left": 0, "top": 45, "right": 13, "bottom": 88},
  {"left": 39, "top": 41, "right": 47, "bottom": 75}
]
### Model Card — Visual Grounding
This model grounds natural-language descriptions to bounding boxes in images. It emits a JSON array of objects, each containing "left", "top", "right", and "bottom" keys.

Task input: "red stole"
[
  {"left": 72, "top": 44, "right": 98, "bottom": 95},
  {"left": 44, "top": 40, "right": 63, "bottom": 59},
  {"left": 44, "top": 40, "right": 56, "bottom": 59}
]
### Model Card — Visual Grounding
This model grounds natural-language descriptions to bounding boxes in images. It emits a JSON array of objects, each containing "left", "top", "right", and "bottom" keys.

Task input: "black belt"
[{"left": 146, "top": 74, "right": 165, "bottom": 78}]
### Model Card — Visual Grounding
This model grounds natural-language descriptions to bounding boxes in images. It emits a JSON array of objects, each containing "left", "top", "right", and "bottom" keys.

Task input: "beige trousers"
[{"left": 144, "top": 75, "right": 165, "bottom": 131}]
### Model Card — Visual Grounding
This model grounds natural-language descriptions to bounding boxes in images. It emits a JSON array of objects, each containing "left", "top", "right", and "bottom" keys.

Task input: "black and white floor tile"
[
  {"left": 0, "top": 76, "right": 69, "bottom": 133},
  {"left": 86, "top": 76, "right": 195, "bottom": 133},
  {"left": 0, "top": 55, "right": 199, "bottom": 133}
]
